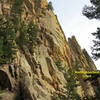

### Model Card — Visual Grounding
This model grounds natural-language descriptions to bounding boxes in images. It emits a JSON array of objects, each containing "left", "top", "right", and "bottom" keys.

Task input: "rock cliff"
[{"left": 0, "top": 0, "right": 99, "bottom": 100}]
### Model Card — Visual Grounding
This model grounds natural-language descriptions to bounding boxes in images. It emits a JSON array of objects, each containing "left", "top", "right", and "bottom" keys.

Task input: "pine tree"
[
  {"left": 0, "top": 15, "right": 17, "bottom": 64},
  {"left": 83, "top": 0, "right": 100, "bottom": 60},
  {"left": 91, "top": 28, "right": 100, "bottom": 60},
  {"left": 48, "top": 1, "right": 54, "bottom": 11},
  {"left": 64, "top": 69, "right": 81, "bottom": 100}
]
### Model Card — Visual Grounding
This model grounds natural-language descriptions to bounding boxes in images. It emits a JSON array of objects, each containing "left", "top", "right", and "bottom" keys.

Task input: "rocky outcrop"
[{"left": 0, "top": 0, "right": 99, "bottom": 100}]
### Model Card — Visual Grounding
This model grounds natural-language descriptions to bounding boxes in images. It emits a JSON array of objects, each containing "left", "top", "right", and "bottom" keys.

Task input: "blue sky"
[{"left": 49, "top": 0, "right": 100, "bottom": 69}]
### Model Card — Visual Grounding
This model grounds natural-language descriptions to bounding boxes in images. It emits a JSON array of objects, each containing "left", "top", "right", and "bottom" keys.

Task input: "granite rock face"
[{"left": 0, "top": 0, "right": 99, "bottom": 100}]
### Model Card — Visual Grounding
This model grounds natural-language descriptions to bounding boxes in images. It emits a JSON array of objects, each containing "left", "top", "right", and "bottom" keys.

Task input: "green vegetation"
[
  {"left": 83, "top": 96, "right": 100, "bottom": 100},
  {"left": 55, "top": 60, "right": 81, "bottom": 100},
  {"left": 0, "top": 8, "right": 39, "bottom": 65},
  {"left": 48, "top": 1, "right": 54, "bottom": 11},
  {"left": 0, "top": 15, "right": 17, "bottom": 65},
  {"left": 12, "top": 0, "right": 24, "bottom": 14},
  {"left": 17, "top": 20, "right": 29, "bottom": 45},
  {"left": 18, "top": 20, "right": 39, "bottom": 45},
  {"left": 55, "top": 60, "right": 66, "bottom": 72},
  {"left": 51, "top": 92, "right": 66, "bottom": 100},
  {"left": 83, "top": 0, "right": 100, "bottom": 60},
  {"left": 27, "top": 21, "right": 39, "bottom": 45},
  {"left": 54, "top": 60, "right": 100, "bottom": 100},
  {"left": 0, "top": 15, "right": 39, "bottom": 65},
  {"left": 64, "top": 69, "right": 81, "bottom": 100},
  {"left": 17, "top": 20, "right": 40, "bottom": 53}
]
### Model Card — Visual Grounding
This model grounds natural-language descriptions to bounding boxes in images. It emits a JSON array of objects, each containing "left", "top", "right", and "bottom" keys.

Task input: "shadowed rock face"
[
  {"left": 0, "top": 70, "right": 12, "bottom": 90},
  {"left": 0, "top": 0, "right": 99, "bottom": 100}
]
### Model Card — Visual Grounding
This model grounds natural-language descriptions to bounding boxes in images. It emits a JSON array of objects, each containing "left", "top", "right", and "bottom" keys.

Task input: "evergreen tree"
[
  {"left": 82, "top": 0, "right": 100, "bottom": 60},
  {"left": 0, "top": 15, "right": 17, "bottom": 64},
  {"left": 64, "top": 69, "right": 81, "bottom": 100},
  {"left": 48, "top": 1, "right": 54, "bottom": 11},
  {"left": 91, "top": 28, "right": 100, "bottom": 60},
  {"left": 27, "top": 21, "right": 39, "bottom": 45},
  {"left": 12, "top": 0, "right": 24, "bottom": 14}
]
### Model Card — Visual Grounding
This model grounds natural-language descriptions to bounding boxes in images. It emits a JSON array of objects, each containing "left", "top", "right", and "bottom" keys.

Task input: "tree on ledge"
[{"left": 48, "top": 1, "right": 54, "bottom": 11}]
